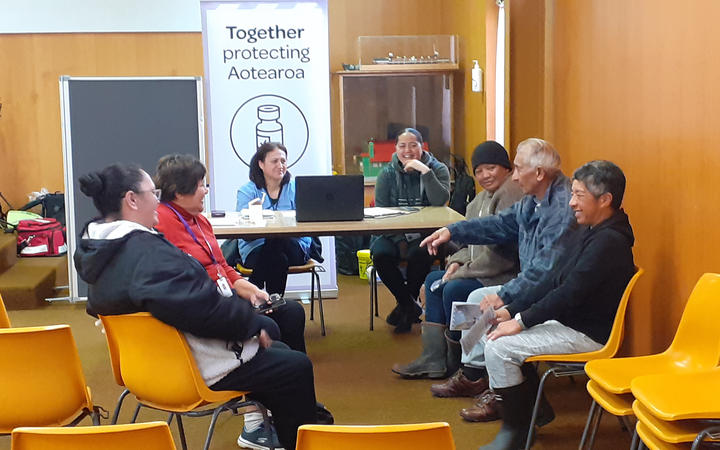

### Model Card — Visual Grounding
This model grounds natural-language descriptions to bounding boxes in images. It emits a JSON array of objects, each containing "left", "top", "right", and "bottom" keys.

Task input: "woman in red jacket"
[
  {"left": 154, "top": 154, "right": 308, "bottom": 450},
  {"left": 154, "top": 154, "right": 306, "bottom": 353}
]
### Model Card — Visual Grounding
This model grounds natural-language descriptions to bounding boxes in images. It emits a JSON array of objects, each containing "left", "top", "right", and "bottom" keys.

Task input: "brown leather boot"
[
  {"left": 430, "top": 369, "right": 489, "bottom": 397},
  {"left": 460, "top": 389, "right": 501, "bottom": 422}
]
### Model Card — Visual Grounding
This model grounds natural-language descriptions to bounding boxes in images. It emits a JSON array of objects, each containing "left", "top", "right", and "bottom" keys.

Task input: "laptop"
[{"left": 295, "top": 175, "right": 364, "bottom": 222}]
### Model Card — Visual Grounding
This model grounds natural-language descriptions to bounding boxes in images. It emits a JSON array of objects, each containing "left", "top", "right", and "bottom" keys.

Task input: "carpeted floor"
[{"left": 0, "top": 274, "right": 633, "bottom": 450}]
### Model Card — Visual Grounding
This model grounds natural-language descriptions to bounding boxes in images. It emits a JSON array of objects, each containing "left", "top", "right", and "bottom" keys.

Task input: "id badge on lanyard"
[
  {"left": 216, "top": 268, "right": 233, "bottom": 297},
  {"left": 217, "top": 276, "right": 233, "bottom": 297}
]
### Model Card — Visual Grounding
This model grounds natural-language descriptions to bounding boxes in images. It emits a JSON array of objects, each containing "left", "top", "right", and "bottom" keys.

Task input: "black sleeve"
[
  {"left": 518, "top": 231, "right": 625, "bottom": 328},
  {"left": 127, "top": 235, "right": 263, "bottom": 342}
]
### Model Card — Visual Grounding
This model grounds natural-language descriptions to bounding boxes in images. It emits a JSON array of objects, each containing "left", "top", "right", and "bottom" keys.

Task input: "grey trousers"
[{"left": 484, "top": 320, "right": 602, "bottom": 388}]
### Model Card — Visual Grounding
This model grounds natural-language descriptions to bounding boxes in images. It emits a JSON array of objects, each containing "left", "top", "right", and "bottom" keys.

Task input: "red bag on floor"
[{"left": 16, "top": 218, "right": 67, "bottom": 256}]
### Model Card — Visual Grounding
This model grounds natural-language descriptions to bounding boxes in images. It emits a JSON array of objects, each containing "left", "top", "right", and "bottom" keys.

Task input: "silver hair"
[{"left": 517, "top": 138, "right": 561, "bottom": 170}]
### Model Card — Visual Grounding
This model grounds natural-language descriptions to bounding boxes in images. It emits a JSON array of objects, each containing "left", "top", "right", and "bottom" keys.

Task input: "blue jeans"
[{"left": 424, "top": 270, "right": 485, "bottom": 329}]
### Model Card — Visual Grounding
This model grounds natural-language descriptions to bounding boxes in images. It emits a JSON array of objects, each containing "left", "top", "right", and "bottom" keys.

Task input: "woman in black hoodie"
[{"left": 74, "top": 163, "right": 317, "bottom": 450}]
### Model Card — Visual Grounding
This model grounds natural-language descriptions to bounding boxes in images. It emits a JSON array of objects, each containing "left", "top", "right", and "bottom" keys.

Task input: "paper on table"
[
  {"left": 364, "top": 207, "right": 415, "bottom": 218},
  {"left": 239, "top": 208, "right": 275, "bottom": 218},
  {"left": 364, "top": 207, "right": 400, "bottom": 217},
  {"left": 209, "top": 217, "right": 238, "bottom": 227}
]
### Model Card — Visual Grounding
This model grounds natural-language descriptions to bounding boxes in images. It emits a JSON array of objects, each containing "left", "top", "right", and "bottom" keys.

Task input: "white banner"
[{"left": 201, "top": 0, "right": 336, "bottom": 299}]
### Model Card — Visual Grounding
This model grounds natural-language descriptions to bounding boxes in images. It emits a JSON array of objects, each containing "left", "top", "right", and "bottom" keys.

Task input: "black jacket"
[
  {"left": 508, "top": 210, "right": 635, "bottom": 344},
  {"left": 74, "top": 227, "right": 263, "bottom": 342}
]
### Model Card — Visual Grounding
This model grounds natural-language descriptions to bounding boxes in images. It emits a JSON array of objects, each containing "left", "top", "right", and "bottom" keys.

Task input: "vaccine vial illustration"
[{"left": 256, "top": 104, "right": 284, "bottom": 147}]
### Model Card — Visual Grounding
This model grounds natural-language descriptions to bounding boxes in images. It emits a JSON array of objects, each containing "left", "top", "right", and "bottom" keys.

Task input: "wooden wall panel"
[
  {"left": 0, "top": 33, "right": 203, "bottom": 207},
  {"left": 508, "top": 0, "right": 545, "bottom": 152},
  {"left": 511, "top": 0, "right": 720, "bottom": 354},
  {"left": 442, "top": 0, "right": 488, "bottom": 164}
]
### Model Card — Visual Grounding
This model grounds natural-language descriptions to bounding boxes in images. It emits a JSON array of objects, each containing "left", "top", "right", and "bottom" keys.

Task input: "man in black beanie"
[
  {"left": 471, "top": 141, "right": 513, "bottom": 173},
  {"left": 392, "top": 141, "right": 523, "bottom": 380}
]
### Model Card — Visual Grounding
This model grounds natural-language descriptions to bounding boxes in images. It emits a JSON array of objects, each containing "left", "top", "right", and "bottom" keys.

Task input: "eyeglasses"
[{"left": 135, "top": 189, "right": 162, "bottom": 200}]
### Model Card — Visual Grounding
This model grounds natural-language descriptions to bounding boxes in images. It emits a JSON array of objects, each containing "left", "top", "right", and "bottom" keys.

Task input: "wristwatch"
[{"left": 514, "top": 313, "right": 526, "bottom": 329}]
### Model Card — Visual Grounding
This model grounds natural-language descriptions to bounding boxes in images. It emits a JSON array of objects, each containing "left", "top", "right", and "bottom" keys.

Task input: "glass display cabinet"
[{"left": 337, "top": 35, "right": 458, "bottom": 177}]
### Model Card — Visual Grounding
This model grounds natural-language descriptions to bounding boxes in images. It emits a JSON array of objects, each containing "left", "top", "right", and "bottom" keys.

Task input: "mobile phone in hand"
[
  {"left": 255, "top": 293, "right": 286, "bottom": 314},
  {"left": 430, "top": 278, "right": 447, "bottom": 292}
]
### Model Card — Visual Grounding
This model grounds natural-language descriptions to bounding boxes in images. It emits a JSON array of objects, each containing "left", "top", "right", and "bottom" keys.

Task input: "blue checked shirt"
[{"left": 447, "top": 173, "right": 580, "bottom": 309}]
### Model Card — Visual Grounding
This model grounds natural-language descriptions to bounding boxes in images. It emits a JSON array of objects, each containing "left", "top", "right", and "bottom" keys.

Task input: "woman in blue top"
[{"left": 236, "top": 142, "right": 312, "bottom": 295}]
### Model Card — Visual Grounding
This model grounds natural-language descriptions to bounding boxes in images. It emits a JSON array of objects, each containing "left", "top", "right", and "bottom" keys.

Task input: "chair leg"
[
  {"left": 580, "top": 399, "right": 600, "bottom": 450},
  {"left": 369, "top": 266, "right": 376, "bottom": 331},
  {"left": 586, "top": 407, "right": 604, "bottom": 450},
  {"left": 617, "top": 415, "right": 629, "bottom": 432},
  {"left": 314, "top": 270, "right": 325, "bottom": 336},
  {"left": 525, "top": 367, "right": 555, "bottom": 450},
  {"left": 309, "top": 267, "right": 315, "bottom": 321},
  {"left": 630, "top": 427, "right": 640, "bottom": 450},
  {"left": 176, "top": 414, "right": 188, "bottom": 450},
  {"left": 130, "top": 403, "right": 142, "bottom": 423},
  {"left": 167, "top": 413, "right": 173, "bottom": 424},
  {"left": 91, "top": 409, "right": 101, "bottom": 426},
  {"left": 373, "top": 267, "right": 379, "bottom": 317},
  {"left": 204, "top": 406, "right": 227, "bottom": 450},
  {"left": 111, "top": 388, "right": 131, "bottom": 424}
]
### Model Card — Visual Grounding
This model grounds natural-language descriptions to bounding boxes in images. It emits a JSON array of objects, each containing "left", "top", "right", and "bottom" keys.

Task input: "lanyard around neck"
[{"left": 163, "top": 202, "right": 219, "bottom": 266}]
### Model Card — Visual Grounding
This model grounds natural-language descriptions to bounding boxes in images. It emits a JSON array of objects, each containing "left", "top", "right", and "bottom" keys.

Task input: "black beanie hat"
[{"left": 471, "top": 141, "right": 512, "bottom": 171}]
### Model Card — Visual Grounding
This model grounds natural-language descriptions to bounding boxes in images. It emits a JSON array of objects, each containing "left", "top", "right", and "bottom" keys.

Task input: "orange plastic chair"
[
  {"left": 0, "top": 292, "right": 11, "bottom": 328},
  {"left": 101, "top": 312, "right": 140, "bottom": 425},
  {"left": 630, "top": 369, "right": 720, "bottom": 449},
  {"left": 632, "top": 401, "right": 710, "bottom": 444},
  {"left": 296, "top": 422, "right": 456, "bottom": 450},
  {"left": 523, "top": 267, "right": 643, "bottom": 449},
  {"left": 99, "top": 312, "right": 270, "bottom": 450},
  {"left": 631, "top": 367, "right": 720, "bottom": 421},
  {"left": 582, "top": 273, "right": 720, "bottom": 449},
  {"left": 635, "top": 421, "right": 691, "bottom": 450},
  {"left": 581, "top": 379, "right": 638, "bottom": 449},
  {"left": 238, "top": 260, "right": 327, "bottom": 335},
  {"left": 11, "top": 421, "right": 176, "bottom": 450},
  {"left": 0, "top": 325, "right": 99, "bottom": 433}
]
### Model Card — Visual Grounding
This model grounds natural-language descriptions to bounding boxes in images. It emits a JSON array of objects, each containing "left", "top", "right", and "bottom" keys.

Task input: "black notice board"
[{"left": 60, "top": 77, "right": 204, "bottom": 299}]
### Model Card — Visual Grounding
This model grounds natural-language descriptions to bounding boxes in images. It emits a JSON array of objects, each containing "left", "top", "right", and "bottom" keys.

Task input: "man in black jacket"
[{"left": 475, "top": 160, "right": 635, "bottom": 450}]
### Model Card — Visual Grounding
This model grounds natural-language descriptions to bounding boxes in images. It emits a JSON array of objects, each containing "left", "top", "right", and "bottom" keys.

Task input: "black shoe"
[
  {"left": 315, "top": 402, "right": 334, "bottom": 425},
  {"left": 386, "top": 304, "right": 403, "bottom": 326},
  {"left": 393, "top": 315, "right": 413, "bottom": 333},
  {"left": 393, "top": 303, "right": 422, "bottom": 333}
]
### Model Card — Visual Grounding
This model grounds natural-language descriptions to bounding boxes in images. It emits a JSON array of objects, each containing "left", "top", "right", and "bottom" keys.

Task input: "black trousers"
[
  {"left": 243, "top": 238, "right": 307, "bottom": 296},
  {"left": 211, "top": 342, "right": 317, "bottom": 450},
  {"left": 254, "top": 300, "right": 307, "bottom": 353},
  {"left": 370, "top": 235, "right": 435, "bottom": 308}
]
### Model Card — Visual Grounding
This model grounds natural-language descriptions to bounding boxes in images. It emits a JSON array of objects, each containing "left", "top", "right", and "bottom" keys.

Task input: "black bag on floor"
[{"left": 20, "top": 192, "right": 66, "bottom": 226}]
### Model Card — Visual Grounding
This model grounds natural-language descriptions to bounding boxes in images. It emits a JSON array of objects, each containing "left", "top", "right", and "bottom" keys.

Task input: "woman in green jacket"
[{"left": 371, "top": 128, "right": 451, "bottom": 333}]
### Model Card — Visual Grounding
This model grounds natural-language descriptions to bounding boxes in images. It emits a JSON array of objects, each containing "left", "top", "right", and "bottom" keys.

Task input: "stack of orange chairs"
[{"left": 580, "top": 273, "right": 720, "bottom": 450}]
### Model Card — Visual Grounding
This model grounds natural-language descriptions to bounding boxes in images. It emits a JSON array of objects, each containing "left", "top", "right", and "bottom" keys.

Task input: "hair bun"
[{"left": 79, "top": 172, "right": 105, "bottom": 198}]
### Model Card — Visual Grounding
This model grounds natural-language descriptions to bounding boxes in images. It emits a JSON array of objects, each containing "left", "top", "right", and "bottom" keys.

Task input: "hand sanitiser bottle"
[
  {"left": 256, "top": 105, "right": 284, "bottom": 147},
  {"left": 471, "top": 60, "right": 483, "bottom": 93}
]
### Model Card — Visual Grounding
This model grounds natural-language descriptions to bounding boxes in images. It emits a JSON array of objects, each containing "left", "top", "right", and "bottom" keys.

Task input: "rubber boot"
[
  {"left": 479, "top": 381, "right": 534, "bottom": 450},
  {"left": 391, "top": 323, "right": 447, "bottom": 378},
  {"left": 520, "top": 363, "right": 555, "bottom": 428},
  {"left": 444, "top": 329, "right": 461, "bottom": 378}
]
